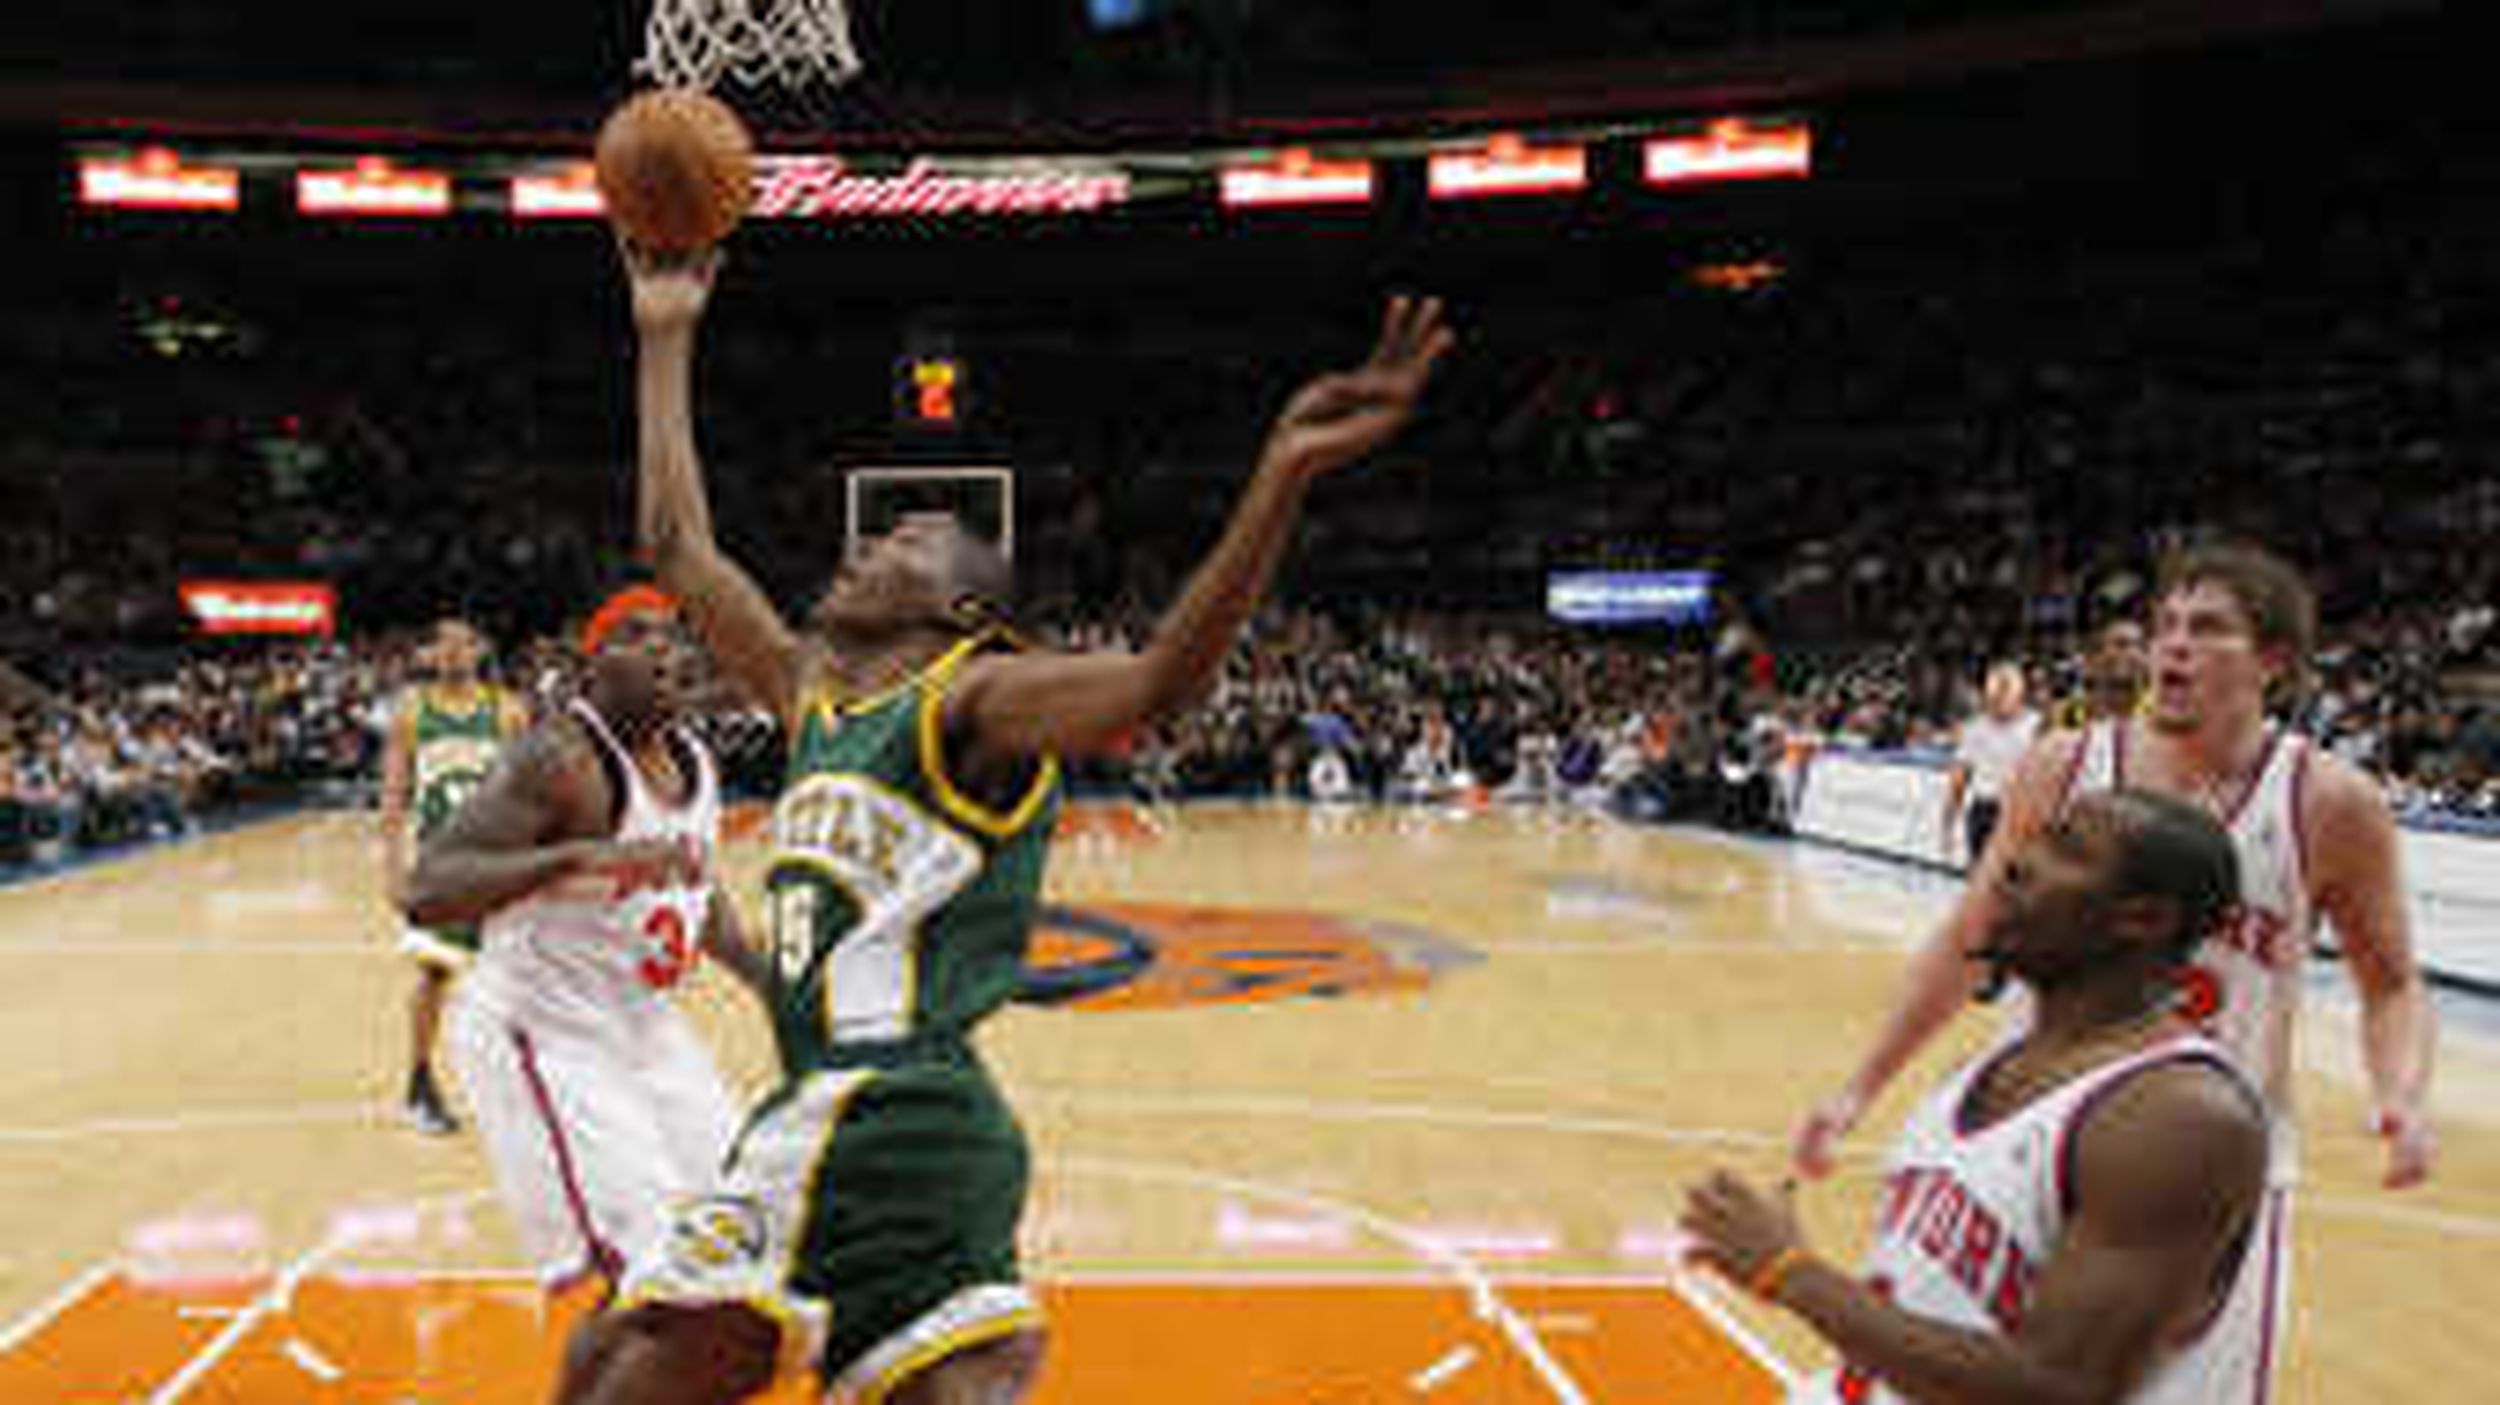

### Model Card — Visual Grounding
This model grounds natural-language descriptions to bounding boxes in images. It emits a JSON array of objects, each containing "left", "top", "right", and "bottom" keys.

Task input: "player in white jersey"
[
  {"left": 1789, "top": 542, "right": 2439, "bottom": 1393},
  {"left": 1688, "top": 790, "right": 2270, "bottom": 1404},
  {"left": 404, "top": 586, "right": 772, "bottom": 1296}
]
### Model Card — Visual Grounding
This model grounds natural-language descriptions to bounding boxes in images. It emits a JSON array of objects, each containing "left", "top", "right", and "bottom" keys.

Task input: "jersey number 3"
[
  {"left": 640, "top": 908, "right": 694, "bottom": 990},
  {"left": 2174, "top": 962, "right": 2224, "bottom": 1032}
]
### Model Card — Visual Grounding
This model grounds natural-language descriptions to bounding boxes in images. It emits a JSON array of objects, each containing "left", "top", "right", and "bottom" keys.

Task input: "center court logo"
[{"left": 1018, "top": 903, "right": 1479, "bottom": 1011}]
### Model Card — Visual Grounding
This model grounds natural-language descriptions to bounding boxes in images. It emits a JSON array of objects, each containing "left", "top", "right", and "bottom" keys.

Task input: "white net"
[{"left": 637, "top": 0, "right": 865, "bottom": 93}]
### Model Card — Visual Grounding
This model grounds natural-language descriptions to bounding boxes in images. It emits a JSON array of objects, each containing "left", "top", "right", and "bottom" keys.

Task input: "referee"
[{"left": 1942, "top": 662, "right": 2039, "bottom": 869}]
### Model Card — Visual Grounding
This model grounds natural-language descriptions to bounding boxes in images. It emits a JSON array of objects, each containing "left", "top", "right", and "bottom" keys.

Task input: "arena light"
[
  {"left": 1643, "top": 119, "right": 1812, "bottom": 186},
  {"left": 1427, "top": 134, "right": 1587, "bottom": 200},
  {"left": 76, "top": 148, "right": 241, "bottom": 212},
  {"left": 1689, "top": 259, "right": 1785, "bottom": 291},
  {"left": 753, "top": 156, "right": 1130, "bottom": 219},
  {"left": 1219, "top": 149, "right": 1375, "bottom": 209},
  {"left": 179, "top": 581, "right": 338, "bottom": 637},
  {"left": 296, "top": 158, "right": 453, "bottom": 217},
  {"left": 509, "top": 162, "right": 605, "bottom": 219}
]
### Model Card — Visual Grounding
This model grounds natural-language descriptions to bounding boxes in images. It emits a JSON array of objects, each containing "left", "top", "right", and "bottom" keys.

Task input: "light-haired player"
[
  {"left": 1792, "top": 541, "right": 2440, "bottom": 1392},
  {"left": 379, "top": 617, "right": 530, "bottom": 1134}
]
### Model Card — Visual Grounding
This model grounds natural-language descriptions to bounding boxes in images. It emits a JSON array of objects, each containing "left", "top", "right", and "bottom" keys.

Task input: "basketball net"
[{"left": 637, "top": 0, "right": 864, "bottom": 94}]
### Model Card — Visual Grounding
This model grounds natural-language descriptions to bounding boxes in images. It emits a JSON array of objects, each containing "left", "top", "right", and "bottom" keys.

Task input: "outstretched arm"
[
  {"left": 2307, "top": 755, "right": 2438, "bottom": 1187},
  {"left": 949, "top": 296, "right": 1457, "bottom": 762},
  {"left": 1791, "top": 730, "right": 2083, "bottom": 1177},
  {"left": 623, "top": 243, "right": 809, "bottom": 721}
]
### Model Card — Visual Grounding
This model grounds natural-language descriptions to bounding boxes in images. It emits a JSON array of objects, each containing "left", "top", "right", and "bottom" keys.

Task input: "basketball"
[{"left": 593, "top": 88, "right": 756, "bottom": 251}]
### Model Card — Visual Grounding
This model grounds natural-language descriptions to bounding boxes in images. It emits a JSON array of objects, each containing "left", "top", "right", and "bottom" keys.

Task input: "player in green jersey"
[
  {"left": 378, "top": 617, "right": 530, "bottom": 1135},
  {"left": 550, "top": 246, "right": 1452, "bottom": 1405}
]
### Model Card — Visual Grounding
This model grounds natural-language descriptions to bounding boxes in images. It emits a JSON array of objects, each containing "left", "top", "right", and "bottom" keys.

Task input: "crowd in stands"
[
  {"left": 8, "top": 574, "right": 2493, "bottom": 878},
  {"left": 1, "top": 642, "right": 379, "bottom": 866}
]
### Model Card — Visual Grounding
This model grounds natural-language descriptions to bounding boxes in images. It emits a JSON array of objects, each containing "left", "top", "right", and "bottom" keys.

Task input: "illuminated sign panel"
[
  {"left": 1220, "top": 150, "right": 1376, "bottom": 208},
  {"left": 77, "top": 115, "right": 1815, "bottom": 227},
  {"left": 753, "top": 157, "right": 1130, "bottom": 219},
  {"left": 1644, "top": 119, "right": 1812, "bottom": 186},
  {"left": 179, "top": 582, "right": 338, "bottom": 636},
  {"left": 1428, "top": 135, "right": 1587, "bottom": 199},
  {"left": 909, "top": 358, "right": 961, "bottom": 424},
  {"left": 77, "top": 149, "right": 240, "bottom": 212},
  {"left": 1547, "top": 571, "right": 1716, "bottom": 627},
  {"left": 296, "top": 159, "right": 452, "bottom": 216},
  {"left": 510, "top": 163, "right": 605, "bottom": 219}
]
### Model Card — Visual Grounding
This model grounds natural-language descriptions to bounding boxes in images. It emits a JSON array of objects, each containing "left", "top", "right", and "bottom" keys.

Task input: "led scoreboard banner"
[
  {"left": 75, "top": 149, "right": 240, "bottom": 212},
  {"left": 178, "top": 581, "right": 339, "bottom": 637},
  {"left": 1220, "top": 150, "right": 1378, "bottom": 209},
  {"left": 71, "top": 115, "right": 1811, "bottom": 222},
  {"left": 1547, "top": 571, "right": 1717, "bottom": 627},
  {"left": 296, "top": 158, "right": 453, "bottom": 217}
]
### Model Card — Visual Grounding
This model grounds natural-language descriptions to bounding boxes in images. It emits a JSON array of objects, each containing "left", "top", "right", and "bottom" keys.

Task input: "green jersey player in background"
[{"left": 378, "top": 617, "right": 530, "bottom": 1135}]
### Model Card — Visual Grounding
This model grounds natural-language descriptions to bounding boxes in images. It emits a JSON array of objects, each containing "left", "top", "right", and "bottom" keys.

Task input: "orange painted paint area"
[
  {"left": 1036, "top": 1279, "right": 1786, "bottom": 1403},
  {"left": 2, "top": 1274, "right": 1783, "bottom": 1402},
  {"left": 0, "top": 1272, "right": 249, "bottom": 1399}
]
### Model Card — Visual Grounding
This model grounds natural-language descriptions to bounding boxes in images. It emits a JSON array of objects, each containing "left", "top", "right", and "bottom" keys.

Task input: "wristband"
[{"left": 1748, "top": 1246, "right": 1812, "bottom": 1303}]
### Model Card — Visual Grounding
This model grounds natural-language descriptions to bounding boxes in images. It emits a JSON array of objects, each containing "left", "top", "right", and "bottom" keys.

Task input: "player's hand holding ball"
[
  {"left": 620, "top": 239, "right": 722, "bottom": 334},
  {"left": 599, "top": 88, "right": 751, "bottom": 332}
]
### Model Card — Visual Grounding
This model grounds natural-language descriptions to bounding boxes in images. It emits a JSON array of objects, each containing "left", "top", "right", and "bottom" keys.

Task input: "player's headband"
[{"left": 580, "top": 585, "right": 679, "bottom": 655}]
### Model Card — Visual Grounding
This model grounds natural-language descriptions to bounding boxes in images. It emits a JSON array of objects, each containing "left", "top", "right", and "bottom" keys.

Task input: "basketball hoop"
[{"left": 637, "top": 0, "right": 864, "bottom": 94}]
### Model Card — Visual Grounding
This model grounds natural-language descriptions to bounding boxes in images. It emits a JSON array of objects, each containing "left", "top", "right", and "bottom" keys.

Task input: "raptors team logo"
[{"left": 1018, "top": 903, "right": 1479, "bottom": 1011}]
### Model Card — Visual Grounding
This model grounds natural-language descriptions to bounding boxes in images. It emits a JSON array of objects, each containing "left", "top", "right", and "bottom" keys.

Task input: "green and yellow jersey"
[
  {"left": 405, "top": 683, "right": 525, "bottom": 842},
  {"left": 761, "top": 635, "right": 1060, "bottom": 1073}
]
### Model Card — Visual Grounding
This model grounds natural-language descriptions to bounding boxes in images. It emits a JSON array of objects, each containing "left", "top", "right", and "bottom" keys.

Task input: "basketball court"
[{"left": 1, "top": 802, "right": 2492, "bottom": 1401}]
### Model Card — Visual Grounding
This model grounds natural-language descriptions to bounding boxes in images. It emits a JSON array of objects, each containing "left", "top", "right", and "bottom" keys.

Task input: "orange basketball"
[{"left": 593, "top": 89, "right": 756, "bottom": 251}]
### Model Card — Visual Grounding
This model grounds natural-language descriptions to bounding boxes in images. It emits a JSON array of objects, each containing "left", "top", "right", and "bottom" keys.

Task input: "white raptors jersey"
[
  {"left": 1793, "top": 1037, "right": 2264, "bottom": 1405},
  {"left": 471, "top": 701, "right": 720, "bottom": 1035},
  {"left": 2064, "top": 722, "right": 2315, "bottom": 1111}
]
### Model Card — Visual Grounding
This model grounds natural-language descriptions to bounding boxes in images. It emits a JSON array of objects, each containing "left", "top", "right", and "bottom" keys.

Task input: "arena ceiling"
[{"left": 0, "top": 0, "right": 2431, "bottom": 146}]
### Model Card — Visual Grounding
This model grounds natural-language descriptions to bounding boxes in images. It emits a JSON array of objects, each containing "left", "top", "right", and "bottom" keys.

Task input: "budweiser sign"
[
  {"left": 1644, "top": 119, "right": 1812, "bottom": 186},
  {"left": 179, "top": 581, "right": 338, "bottom": 636},
  {"left": 752, "top": 156, "right": 1130, "bottom": 219},
  {"left": 78, "top": 149, "right": 241, "bottom": 212}
]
